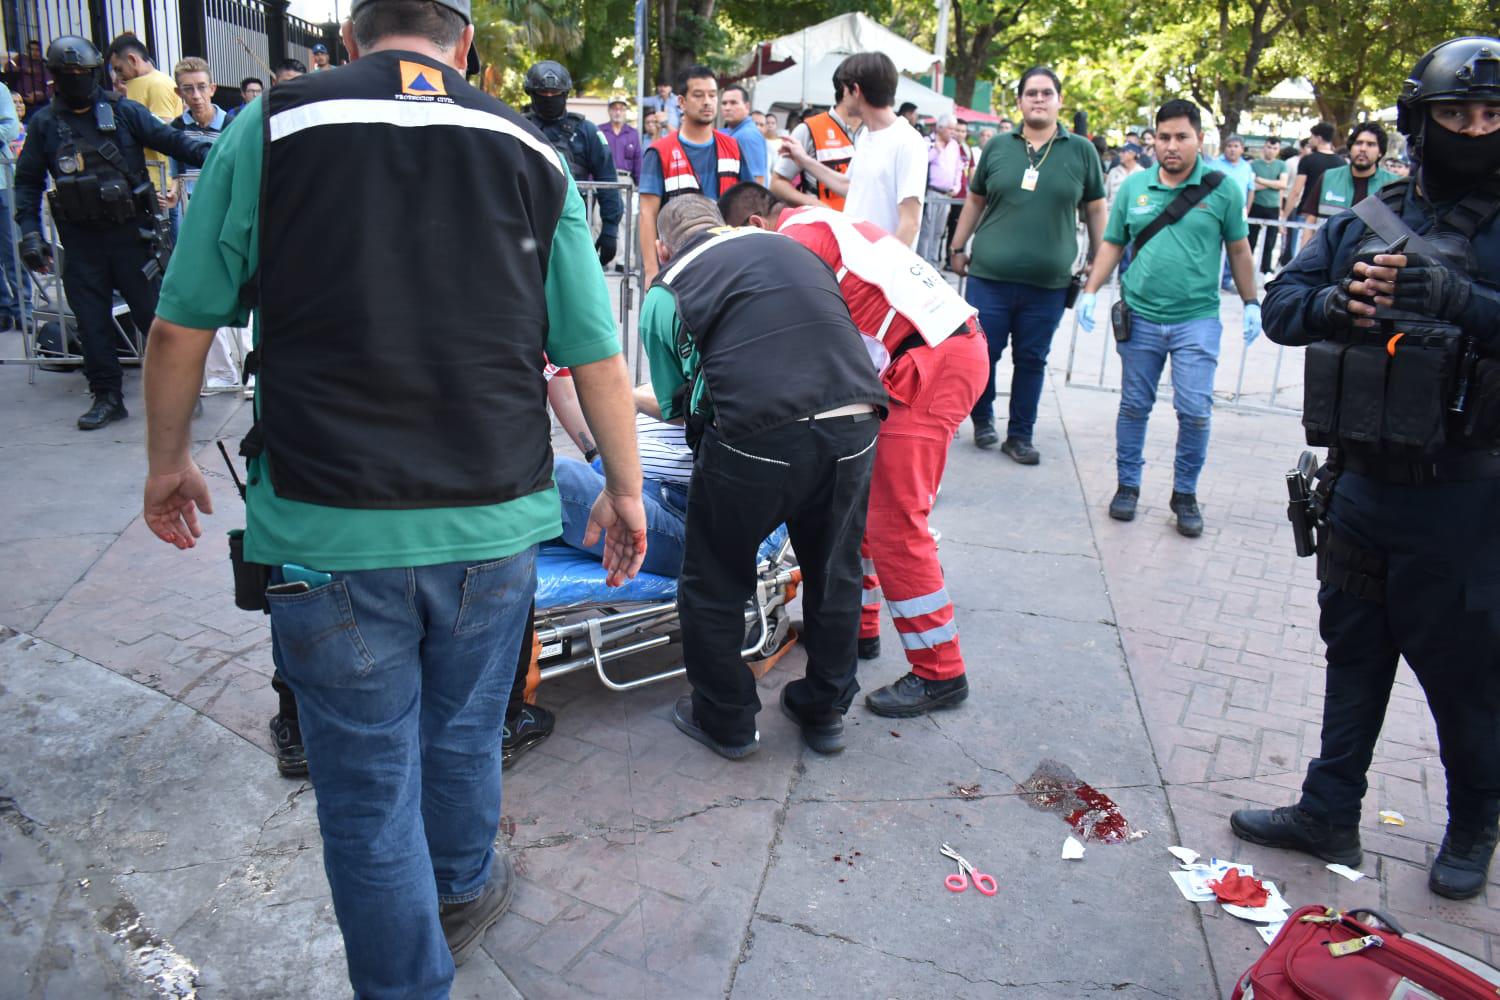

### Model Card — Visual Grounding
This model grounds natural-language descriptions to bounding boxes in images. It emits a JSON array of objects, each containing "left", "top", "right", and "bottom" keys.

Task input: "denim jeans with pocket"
[
  {"left": 555, "top": 456, "right": 688, "bottom": 577},
  {"left": 964, "top": 275, "right": 1069, "bottom": 441},
  {"left": 269, "top": 550, "right": 535, "bottom": 1000},
  {"left": 1115, "top": 314, "right": 1222, "bottom": 495}
]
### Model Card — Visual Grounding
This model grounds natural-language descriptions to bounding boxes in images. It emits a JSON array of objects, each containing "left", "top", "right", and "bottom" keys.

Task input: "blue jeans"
[
  {"left": 1115, "top": 314, "right": 1221, "bottom": 495},
  {"left": 555, "top": 456, "right": 688, "bottom": 577},
  {"left": 269, "top": 551, "right": 536, "bottom": 1000},
  {"left": 0, "top": 187, "right": 25, "bottom": 320},
  {"left": 965, "top": 276, "right": 1069, "bottom": 441}
]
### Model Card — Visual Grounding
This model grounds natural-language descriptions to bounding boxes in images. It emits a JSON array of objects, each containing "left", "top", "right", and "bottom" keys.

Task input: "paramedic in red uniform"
[{"left": 721, "top": 182, "right": 988, "bottom": 717}]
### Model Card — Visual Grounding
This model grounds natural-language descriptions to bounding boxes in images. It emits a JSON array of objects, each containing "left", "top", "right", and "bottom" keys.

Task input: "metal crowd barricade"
[
  {"left": 574, "top": 178, "right": 642, "bottom": 380},
  {"left": 1060, "top": 216, "right": 1325, "bottom": 416}
]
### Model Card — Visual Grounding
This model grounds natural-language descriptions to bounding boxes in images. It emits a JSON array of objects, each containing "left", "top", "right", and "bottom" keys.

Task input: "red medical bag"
[{"left": 1233, "top": 905, "right": 1500, "bottom": 999}]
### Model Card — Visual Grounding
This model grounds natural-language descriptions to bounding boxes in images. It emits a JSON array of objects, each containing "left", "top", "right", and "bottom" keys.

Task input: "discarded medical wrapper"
[
  {"left": 1378, "top": 810, "right": 1407, "bottom": 827},
  {"left": 1061, "top": 836, "right": 1086, "bottom": 860},
  {"left": 1326, "top": 863, "right": 1369, "bottom": 882},
  {"left": 1167, "top": 845, "right": 1200, "bottom": 866}
]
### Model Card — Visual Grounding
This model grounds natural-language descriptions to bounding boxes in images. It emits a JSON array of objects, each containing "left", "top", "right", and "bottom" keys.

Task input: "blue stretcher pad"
[{"left": 535, "top": 526, "right": 790, "bottom": 610}]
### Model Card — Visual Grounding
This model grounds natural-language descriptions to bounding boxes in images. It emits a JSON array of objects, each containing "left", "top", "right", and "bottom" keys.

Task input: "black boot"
[
  {"left": 1229, "top": 804, "right": 1362, "bottom": 866},
  {"left": 1109, "top": 485, "right": 1139, "bottom": 521},
  {"left": 865, "top": 672, "right": 968, "bottom": 718},
  {"left": 857, "top": 636, "right": 881, "bottom": 660},
  {"left": 1170, "top": 491, "right": 1204, "bottom": 537},
  {"left": 77, "top": 390, "right": 127, "bottom": 431},
  {"left": 268, "top": 714, "right": 308, "bottom": 778},
  {"left": 1429, "top": 823, "right": 1499, "bottom": 900}
]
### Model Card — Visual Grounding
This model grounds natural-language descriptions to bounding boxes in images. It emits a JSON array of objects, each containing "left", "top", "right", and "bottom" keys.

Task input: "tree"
[
  {"left": 472, "top": 0, "right": 635, "bottom": 100},
  {"left": 1276, "top": 0, "right": 1487, "bottom": 138}
]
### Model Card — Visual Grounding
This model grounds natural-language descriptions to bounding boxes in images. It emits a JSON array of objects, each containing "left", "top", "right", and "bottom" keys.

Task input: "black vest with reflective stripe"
[
  {"left": 657, "top": 227, "right": 887, "bottom": 441},
  {"left": 256, "top": 51, "right": 568, "bottom": 509}
]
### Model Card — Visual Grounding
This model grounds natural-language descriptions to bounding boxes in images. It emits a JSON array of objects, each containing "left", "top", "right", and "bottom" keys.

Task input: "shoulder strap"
[
  {"left": 1439, "top": 179, "right": 1500, "bottom": 240},
  {"left": 1131, "top": 170, "right": 1225, "bottom": 254},
  {"left": 1377, "top": 177, "right": 1410, "bottom": 213}
]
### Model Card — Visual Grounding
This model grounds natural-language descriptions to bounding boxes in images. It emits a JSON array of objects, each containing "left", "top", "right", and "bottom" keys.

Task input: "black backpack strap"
[
  {"left": 1132, "top": 170, "right": 1226, "bottom": 254},
  {"left": 1377, "top": 176, "right": 1411, "bottom": 213},
  {"left": 1438, "top": 180, "right": 1500, "bottom": 240}
]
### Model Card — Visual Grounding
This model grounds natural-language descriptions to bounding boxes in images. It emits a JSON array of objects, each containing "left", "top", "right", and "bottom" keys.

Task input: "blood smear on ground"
[{"left": 1017, "top": 759, "right": 1135, "bottom": 844}]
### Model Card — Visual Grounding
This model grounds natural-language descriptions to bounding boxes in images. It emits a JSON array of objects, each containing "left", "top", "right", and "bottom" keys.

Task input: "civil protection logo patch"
[{"left": 400, "top": 61, "right": 446, "bottom": 96}]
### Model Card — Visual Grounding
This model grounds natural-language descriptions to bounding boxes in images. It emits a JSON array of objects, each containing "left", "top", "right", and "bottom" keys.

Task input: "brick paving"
[{"left": 4, "top": 298, "right": 1499, "bottom": 997}]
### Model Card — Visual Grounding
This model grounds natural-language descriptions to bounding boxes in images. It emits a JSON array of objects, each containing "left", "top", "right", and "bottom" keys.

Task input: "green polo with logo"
[
  {"left": 154, "top": 98, "right": 622, "bottom": 571},
  {"left": 1103, "top": 155, "right": 1249, "bottom": 324},
  {"left": 967, "top": 124, "right": 1105, "bottom": 289}
]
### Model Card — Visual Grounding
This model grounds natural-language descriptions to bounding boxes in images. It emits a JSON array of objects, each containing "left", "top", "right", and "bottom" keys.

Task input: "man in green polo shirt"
[
  {"left": 1074, "top": 99, "right": 1261, "bottom": 538},
  {"left": 1248, "top": 138, "right": 1288, "bottom": 273},
  {"left": 948, "top": 66, "right": 1106, "bottom": 464},
  {"left": 135, "top": 2, "right": 645, "bottom": 993}
]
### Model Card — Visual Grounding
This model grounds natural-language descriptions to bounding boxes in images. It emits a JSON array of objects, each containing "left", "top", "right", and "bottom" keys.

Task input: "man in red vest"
[
  {"left": 720, "top": 182, "right": 990, "bottom": 716},
  {"left": 639, "top": 64, "right": 754, "bottom": 283}
]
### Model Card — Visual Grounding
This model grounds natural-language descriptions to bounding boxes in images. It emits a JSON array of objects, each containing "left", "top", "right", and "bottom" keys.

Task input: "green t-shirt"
[
  {"left": 1249, "top": 158, "right": 1287, "bottom": 209},
  {"left": 967, "top": 124, "right": 1105, "bottom": 289},
  {"left": 155, "top": 99, "right": 622, "bottom": 571},
  {"left": 1103, "top": 155, "right": 1250, "bottom": 324},
  {"left": 639, "top": 285, "right": 700, "bottom": 421}
]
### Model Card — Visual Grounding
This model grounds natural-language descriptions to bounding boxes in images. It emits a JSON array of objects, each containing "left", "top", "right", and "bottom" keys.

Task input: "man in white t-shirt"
[{"left": 779, "top": 52, "right": 926, "bottom": 246}]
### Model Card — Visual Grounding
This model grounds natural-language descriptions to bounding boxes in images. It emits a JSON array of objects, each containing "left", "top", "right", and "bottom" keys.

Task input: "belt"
[
  {"left": 798, "top": 403, "right": 877, "bottom": 421},
  {"left": 1341, "top": 449, "right": 1500, "bottom": 484}
]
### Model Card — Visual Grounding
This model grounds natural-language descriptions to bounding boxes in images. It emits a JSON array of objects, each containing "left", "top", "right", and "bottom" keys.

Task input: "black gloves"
[
  {"left": 1315, "top": 276, "right": 1366, "bottom": 333},
  {"left": 19, "top": 232, "right": 51, "bottom": 273},
  {"left": 1389, "top": 253, "right": 1472, "bottom": 322},
  {"left": 596, "top": 234, "right": 617, "bottom": 267}
]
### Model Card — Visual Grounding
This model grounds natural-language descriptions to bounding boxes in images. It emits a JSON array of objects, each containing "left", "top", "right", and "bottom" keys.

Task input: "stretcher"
[{"left": 533, "top": 527, "right": 800, "bottom": 691}]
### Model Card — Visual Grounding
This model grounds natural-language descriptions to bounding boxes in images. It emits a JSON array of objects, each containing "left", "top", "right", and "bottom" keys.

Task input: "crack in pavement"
[
  {"left": 753, "top": 911, "right": 1012, "bottom": 988},
  {"left": 943, "top": 538, "right": 1098, "bottom": 560},
  {"left": 958, "top": 605, "right": 1117, "bottom": 628},
  {"left": 725, "top": 760, "right": 805, "bottom": 998},
  {"left": 511, "top": 796, "right": 783, "bottom": 852}
]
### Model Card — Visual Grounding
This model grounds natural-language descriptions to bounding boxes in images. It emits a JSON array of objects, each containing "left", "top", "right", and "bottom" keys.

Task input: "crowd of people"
[{"left": 3, "top": 11, "right": 1497, "bottom": 997}]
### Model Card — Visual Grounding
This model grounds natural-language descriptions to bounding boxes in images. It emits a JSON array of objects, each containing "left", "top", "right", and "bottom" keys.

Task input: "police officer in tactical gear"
[
  {"left": 523, "top": 60, "right": 623, "bottom": 267},
  {"left": 13, "top": 36, "right": 209, "bottom": 430},
  {"left": 1232, "top": 36, "right": 1500, "bottom": 901}
]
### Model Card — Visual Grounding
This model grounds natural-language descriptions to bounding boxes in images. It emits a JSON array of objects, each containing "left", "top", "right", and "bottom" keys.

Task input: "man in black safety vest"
[
  {"left": 640, "top": 195, "right": 888, "bottom": 759},
  {"left": 137, "top": 0, "right": 646, "bottom": 992}
]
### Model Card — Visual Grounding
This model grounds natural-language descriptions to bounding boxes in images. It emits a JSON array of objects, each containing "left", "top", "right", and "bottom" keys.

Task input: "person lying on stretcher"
[{"left": 550, "top": 382, "right": 691, "bottom": 578}]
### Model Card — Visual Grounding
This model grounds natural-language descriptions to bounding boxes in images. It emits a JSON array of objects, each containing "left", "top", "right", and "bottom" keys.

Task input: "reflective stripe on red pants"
[{"left": 860, "top": 321, "right": 989, "bottom": 681}]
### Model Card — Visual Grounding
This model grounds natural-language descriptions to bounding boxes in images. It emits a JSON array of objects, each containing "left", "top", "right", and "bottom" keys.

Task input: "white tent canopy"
[
  {"left": 736, "top": 12, "right": 938, "bottom": 76},
  {"left": 751, "top": 53, "right": 955, "bottom": 119}
]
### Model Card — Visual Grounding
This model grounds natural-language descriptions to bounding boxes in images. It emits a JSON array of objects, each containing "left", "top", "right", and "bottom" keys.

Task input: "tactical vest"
[
  {"left": 804, "top": 111, "right": 856, "bottom": 211},
  {"left": 1303, "top": 178, "right": 1500, "bottom": 458},
  {"left": 653, "top": 130, "right": 741, "bottom": 200},
  {"left": 1316, "top": 164, "right": 1399, "bottom": 218},
  {"left": 248, "top": 50, "right": 569, "bottom": 510},
  {"left": 47, "top": 96, "right": 140, "bottom": 229},
  {"left": 526, "top": 110, "right": 587, "bottom": 180},
  {"left": 656, "top": 226, "right": 887, "bottom": 442}
]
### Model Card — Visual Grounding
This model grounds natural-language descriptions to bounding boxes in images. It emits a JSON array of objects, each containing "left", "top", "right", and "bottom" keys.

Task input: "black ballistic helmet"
[
  {"left": 524, "top": 60, "right": 572, "bottom": 95},
  {"left": 45, "top": 35, "right": 103, "bottom": 72},
  {"left": 1396, "top": 36, "right": 1500, "bottom": 137}
]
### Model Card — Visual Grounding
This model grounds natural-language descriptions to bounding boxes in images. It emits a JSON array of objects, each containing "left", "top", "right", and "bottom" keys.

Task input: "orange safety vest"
[
  {"left": 653, "top": 130, "right": 742, "bottom": 201},
  {"left": 805, "top": 111, "right": 857, "bottom": 211}
]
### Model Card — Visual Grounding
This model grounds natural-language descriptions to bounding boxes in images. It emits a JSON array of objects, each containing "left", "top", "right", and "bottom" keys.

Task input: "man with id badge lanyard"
[{"left": 948, "top": 67, "right": 1106, "bottom": 464}]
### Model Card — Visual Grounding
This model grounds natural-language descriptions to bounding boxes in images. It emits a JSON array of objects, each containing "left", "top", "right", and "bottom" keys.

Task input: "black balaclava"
[
  {"left": 1418, "top": 107, "right": 1500, "bottom": 200},
  {"left": 55, "top": 71, "right": 98, "bottom": 111},
  {"left": 531, "top": 93, "right": 568, "bottom": 121}
]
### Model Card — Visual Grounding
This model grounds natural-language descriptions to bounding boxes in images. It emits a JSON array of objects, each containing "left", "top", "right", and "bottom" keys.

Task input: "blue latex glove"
[
  {"left": 1077, "top": 291, "right": 1097, "bottom": 333},
  {"left": 1243, "top": 301, "right": 1262, "bottom": 346}
]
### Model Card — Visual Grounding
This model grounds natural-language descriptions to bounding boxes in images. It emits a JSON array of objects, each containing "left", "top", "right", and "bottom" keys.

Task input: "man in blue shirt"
[
  {"left": 1211, "top": 133, "right": 1254, "bottom": 289},
  {"left": 719, "top": 84, "right": 765, "bottom": 184},
  {"left": 641, "top": 79, "right": 679, "bottom": 130},
  {"left": 0, "top": 78, "right": 24, "bottom": 328}
]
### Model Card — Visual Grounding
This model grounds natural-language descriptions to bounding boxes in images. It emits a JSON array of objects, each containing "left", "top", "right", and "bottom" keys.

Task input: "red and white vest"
[{"left": 653, "top": 130, "right": 742, "bottom": 200}]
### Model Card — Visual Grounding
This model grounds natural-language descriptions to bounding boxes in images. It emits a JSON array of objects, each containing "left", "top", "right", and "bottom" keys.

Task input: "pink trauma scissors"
[{"left": 941, "top": 843, "right": 997, "bottom": 895}]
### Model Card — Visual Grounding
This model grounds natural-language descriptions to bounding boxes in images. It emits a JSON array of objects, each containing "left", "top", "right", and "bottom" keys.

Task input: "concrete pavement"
[{"left": 1, "top": 308, "right": 1495, "bottom": 998}]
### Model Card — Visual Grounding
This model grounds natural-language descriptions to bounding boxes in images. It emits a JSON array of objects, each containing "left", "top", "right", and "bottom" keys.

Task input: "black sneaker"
[
  {"left": 502, "top": 704, "right": 555, "bottom": 767},
  {"left": 441, "top": 851, "right": 516, "bottom": 966},
  {"left": 1229, "top": 805, "right": 1363, "bottom": 867},
  {"left": 973, "top": 422, "right": 999, "bottom": 448},
  {"left": 1000, "top": 437, "right": 1040, "bottom": 465},
  {"left": 1429, "top": 823, "right": 1499, "bottom": 900},
  {"left": 672, "top": 695, "right": 759, "bottom": 760},
  {"left": 857, "top": 636, "right": 881, "bottom": 660},
  {"left": 268, "top": 714, "right": 308, "bottom": 778},
  {"left": 1109, "top": 485, "right": 1139, "bottom": 522},
  {"left": 1170, "top": 491, "right": 1204, "bottom": 537},
  {"left": 780, "top": 686, "right": 844, "bottom": 754},
  {"left": 77, "top": 390, "right": 127, "bottom": 431},
  {"left": 865, "top": 672, "right": 969, "bottom": 718}
]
